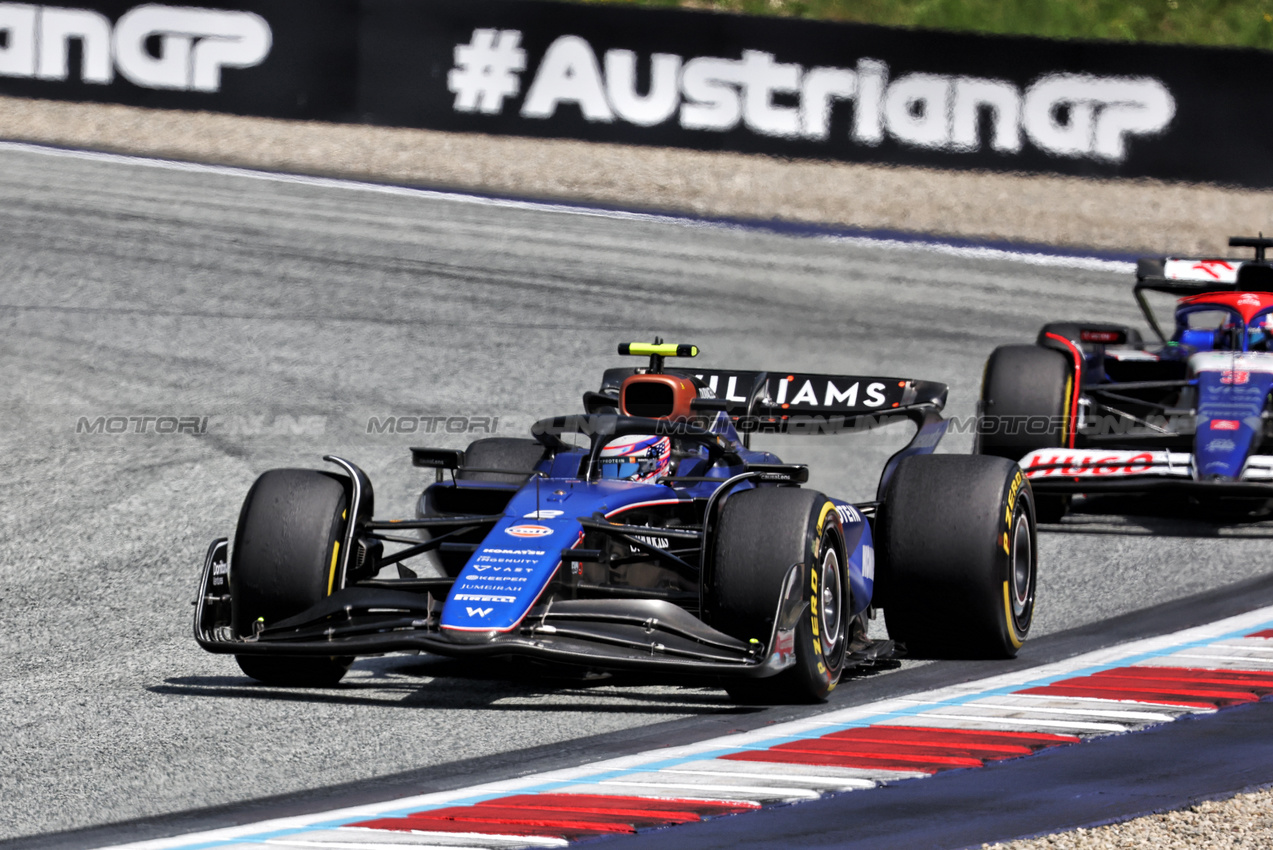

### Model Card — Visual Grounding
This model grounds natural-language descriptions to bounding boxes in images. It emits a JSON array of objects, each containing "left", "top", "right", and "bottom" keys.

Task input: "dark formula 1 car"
[
  {"left": 195, "top": 343, "right": 1038, "bottom": 703},
  {"left": 977, "top": 235, "right": 1273, "bottom": 521}
]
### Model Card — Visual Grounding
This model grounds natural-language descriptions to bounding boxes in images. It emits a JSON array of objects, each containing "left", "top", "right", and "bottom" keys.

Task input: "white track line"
[{"left": 0, "top": 139, "right": 1135, "bottom": 275}]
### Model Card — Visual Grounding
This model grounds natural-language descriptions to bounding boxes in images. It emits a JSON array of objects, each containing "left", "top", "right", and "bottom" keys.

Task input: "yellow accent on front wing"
[
  {"left": 1002, "top": 580, "right": 1023, "bottom": 649},
  {"left": 327, "top": 541, "right": 340, "bottom": 597}
]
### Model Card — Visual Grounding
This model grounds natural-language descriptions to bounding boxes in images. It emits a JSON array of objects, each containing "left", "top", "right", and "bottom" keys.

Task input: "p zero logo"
[
  {"left": 505, "top": 524, "right": 553, "bottom": 538},
  {"left": 0, "top": 4, "right": 271, "bottom": 92},
  {"left": 1221, "top": 371, "right": 1251, "bottom": 385},
  {"left": 1210, "top": 419, "right": 1241, "bottom": 430}
]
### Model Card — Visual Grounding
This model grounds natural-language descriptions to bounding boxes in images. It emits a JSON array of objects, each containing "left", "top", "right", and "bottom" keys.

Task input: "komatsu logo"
[{"left": 0, "top": 4, "right": 271, "bottom": 91}]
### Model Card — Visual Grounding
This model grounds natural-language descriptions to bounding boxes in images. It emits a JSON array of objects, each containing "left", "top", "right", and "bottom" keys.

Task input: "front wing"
[{"left": 194, "top": 540, "right": 822, "bottom": 679}]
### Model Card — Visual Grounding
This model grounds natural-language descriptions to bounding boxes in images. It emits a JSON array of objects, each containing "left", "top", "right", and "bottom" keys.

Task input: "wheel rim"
[
  {"left": 820, "top": 546, "right": 843, "bottom": 657},
  {"left": 1010, "top": 510, "right": 1033, "bottom": 620}
]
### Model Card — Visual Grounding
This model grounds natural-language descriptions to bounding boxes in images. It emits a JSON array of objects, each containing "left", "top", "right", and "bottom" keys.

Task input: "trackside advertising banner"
[
  {"left": 0, "top": 0, "right": 358, "bottom": 118},
  {"left": 2, "top": 0, "right": 1272, "bottom": 186}
]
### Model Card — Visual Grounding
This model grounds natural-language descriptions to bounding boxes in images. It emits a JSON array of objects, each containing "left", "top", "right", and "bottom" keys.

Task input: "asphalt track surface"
[{"left": 3, "top": 144, "right": 1273, "bottom": 846}]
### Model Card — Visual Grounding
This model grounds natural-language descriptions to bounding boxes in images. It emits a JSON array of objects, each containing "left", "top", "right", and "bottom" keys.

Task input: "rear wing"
[
  {"left": 1135, "top": 236, "right": 1273, "bottom": 340},
  {"left": 1137, "top": 256, "right": 1244, "bottom": 287},
  {"left": 599, "top": 367, "right": 947, "bottom": 433}
]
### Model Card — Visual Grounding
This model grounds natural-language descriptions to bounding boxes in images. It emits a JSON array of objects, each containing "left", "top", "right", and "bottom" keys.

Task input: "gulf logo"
[{"left": 505, "top": 524, "right": 553, "bottom": 538}]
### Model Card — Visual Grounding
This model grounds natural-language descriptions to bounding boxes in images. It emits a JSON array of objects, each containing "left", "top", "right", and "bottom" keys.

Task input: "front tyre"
[
  {"left": 230, "top": 469, "right": 352, "bottom": 687},
  {"left": 710, "top": 488, "right": 849, "bottom": 704},
  {"left": 879, "top": 455, "right": 1036, "bottom": 659}
]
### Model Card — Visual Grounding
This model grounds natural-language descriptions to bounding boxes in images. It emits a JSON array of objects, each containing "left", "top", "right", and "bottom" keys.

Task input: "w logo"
[{"left": 465, "top": 606, "right": 494, "bottom": 618}]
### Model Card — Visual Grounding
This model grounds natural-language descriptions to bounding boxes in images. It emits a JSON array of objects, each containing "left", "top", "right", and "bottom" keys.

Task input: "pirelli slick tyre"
[
  {"left": 231, "top": 469, "right": 352, "bottom": 687},
  {"left": 710, "top": 488, "right": 849, "bottom": 704},
  {"left": 977, "top": 344, "right": 1073, "bottom": 522},
  {"left": 879, "top": 455, "right": 1036, "bottom": 659}
]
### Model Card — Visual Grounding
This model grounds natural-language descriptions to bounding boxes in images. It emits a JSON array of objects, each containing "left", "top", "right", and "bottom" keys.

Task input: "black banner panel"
[
  {"left": 2, "top": 0, "right": 1271, "bottom": 187},
  {"left": 0, "top": 0, "right": 358, "bottom": 118}
]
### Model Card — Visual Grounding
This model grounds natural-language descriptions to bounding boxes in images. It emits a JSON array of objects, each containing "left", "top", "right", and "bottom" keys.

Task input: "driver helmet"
[
  {"left": 599, "top": 434, "right": 672, "bottom": 483},
  {"left": 1249, "top": 315, "right": 1273, "bottom": 351}
]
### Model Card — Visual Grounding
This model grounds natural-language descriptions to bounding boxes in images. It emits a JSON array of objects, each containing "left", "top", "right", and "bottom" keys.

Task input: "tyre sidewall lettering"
[
  {"left": 999, "top": 471, "right": 1035, "bottom": 646},
  {"left": 802, "top": 500, "right": 844, "bottom": 696}
]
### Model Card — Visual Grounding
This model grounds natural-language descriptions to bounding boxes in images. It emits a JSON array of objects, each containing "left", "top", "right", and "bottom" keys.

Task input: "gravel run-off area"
[
  {"left": 985, "top": 784, "right": 1273, "bottom": 850},
  {"left": 4, "top": 93, "right": 1273, "bottom": 848}
]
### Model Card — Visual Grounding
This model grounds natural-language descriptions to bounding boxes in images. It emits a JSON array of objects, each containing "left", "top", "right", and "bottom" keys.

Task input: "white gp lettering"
[
  {"left": 0, "top": 3, "right": 271, "bottom": 92},
  {"left": 1022, "top": 74, "right": 1174, "bottom": 161},
  {"left": 115, "top": 5, "right": 271, "bottom": 91}
]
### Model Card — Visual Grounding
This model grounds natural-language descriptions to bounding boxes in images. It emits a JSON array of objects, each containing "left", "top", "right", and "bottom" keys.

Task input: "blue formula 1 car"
[
  {"left": 977, "top": 235, "right": 1273, "bottom": 522},
  {"left": 195, "top": 343, "right": 1037, "bottom": 703}
]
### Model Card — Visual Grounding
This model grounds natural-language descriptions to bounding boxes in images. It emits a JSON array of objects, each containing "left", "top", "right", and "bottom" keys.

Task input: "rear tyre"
[
  {"left": 231, "top": 469, "right": 352, "bottom": 687},
  {"left": 710, "top": 488, "right": 848, "bottom": 704},
  {"left": 978, "top": 344, "right": 1073, "bottom": 522},
  {"left": 458, "top": 438, "right": 548, "bottom": 483},
  {"left": 417, "top": 438, "right": 550, "bottom": 575},
  {"left": 879, "top": 455, "right": 1036, "bottom": 659}
]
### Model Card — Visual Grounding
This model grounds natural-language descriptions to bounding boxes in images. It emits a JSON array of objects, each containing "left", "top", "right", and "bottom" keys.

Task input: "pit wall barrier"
[{"left": 0, "top": 0, "right": 1269, "bottom": 187}]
